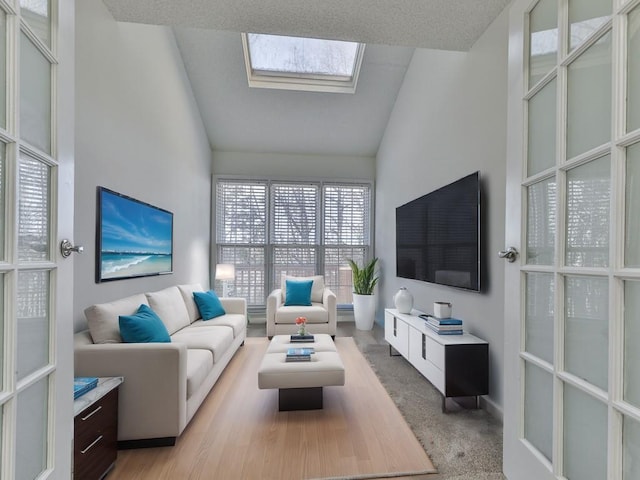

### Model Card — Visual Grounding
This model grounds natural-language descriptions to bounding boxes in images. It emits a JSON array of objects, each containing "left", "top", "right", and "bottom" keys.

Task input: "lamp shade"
[{"left": 215, "top": 263, "right": 235, "bottom": 281}]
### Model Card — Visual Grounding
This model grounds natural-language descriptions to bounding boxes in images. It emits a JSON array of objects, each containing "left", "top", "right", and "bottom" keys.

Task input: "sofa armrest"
[
  {"left": 220, "top": 297, "right": 247, "bottom": 317},
  {"left": 266, "top": 289, "right": 283, "bottom": 337},
  {"left": 74, "top": 340, "right": 188, "bottom": 441},
  {"left": 323, "top": 288, "right": 337, "bottom": 334}
]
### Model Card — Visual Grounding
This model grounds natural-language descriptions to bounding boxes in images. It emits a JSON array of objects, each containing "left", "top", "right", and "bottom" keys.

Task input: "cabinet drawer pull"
[
  {"left": 81, "top": 405, "right": 102, "bottom": 421},
  {"left": 80, "top": 435, "right": 103, "bottom": 454}
]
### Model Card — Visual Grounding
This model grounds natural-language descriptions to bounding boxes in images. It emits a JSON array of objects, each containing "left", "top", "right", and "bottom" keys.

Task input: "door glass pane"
[
  {"left": 528, "top": 79, "right": 557, "bottom": 176},
  {"left": 18, "top": 153, "right": 50, "bottom": 262},
  {"left": 17, "top": 270, "right": 50, "bottom": 380},
  {"left": 563, "top": 383, "right": 607, "bottom": 480},
  {"left": 0, "top": 11, "right": 6, "bottom": 129},
  {"left": 525, "top": 273, "right": 555, "bottom": 363},
  {"left": 20, "top": 0, "right": 51, "bottom": 47},
  {"left": 0, "top": 142, "right": 5, "bottom": 260},
  {"left": 20, "top": 32, "right": 51, "bottom": 154},
  {"left": 527, "top": 177, "right": 556, "bottom": 265},
  {"left": 566, "top": 156, "right": 610, "bottom": 268},
  {"left": 529, "top": 0, "right": 558, "bottom": 88},
  {"left": 524, "top": 361, "right": 553, "bottom": 461},
  {"left": 569, "top": 0, "right": 611, "bottom": 51},
  {"left": 624, "top": 415, "right": 640, "bottom": 480},
  {"left": 629, "top": 6, "right": 640, "bottom": 133},
  {"left": 567, "top": 31, "right": 612, "bottom": 159},
  {"left": 565, "top": 275, "right": 608, "bottom": 390},
  {"left": 16, "top": 377, "right": 48, "bottom": 479},
  {"left": 624, "top": 280, "right": 640, "bottom": 408},
  {"left": 625, "top": 143, "right": 640, "bottom": 266},
  {"left": 0, "top": 274, "right": 3, "bottom": 386}
]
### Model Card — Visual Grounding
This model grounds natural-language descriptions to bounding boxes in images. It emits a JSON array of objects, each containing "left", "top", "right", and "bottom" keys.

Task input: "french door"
[
  {"left": 504, "top": 0, "right": 640, "bottom": 478},
  {"left": 0, "top": 1, "right": 75, "bottom": 479}
]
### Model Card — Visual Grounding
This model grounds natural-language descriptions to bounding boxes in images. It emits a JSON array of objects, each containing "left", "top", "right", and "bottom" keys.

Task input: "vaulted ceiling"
[{"left": 102, "top": 0, "right": 511, "bottom": 157}]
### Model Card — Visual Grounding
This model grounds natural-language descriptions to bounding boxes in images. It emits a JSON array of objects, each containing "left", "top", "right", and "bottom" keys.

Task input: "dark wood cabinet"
[{"left": 74, "top": 379, "right": 121, "bottom": 479}]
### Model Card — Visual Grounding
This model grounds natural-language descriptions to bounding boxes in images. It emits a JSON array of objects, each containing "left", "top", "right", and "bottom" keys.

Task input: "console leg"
[{"left": 442, "top": 396, "right": 447, "bottom": 413}]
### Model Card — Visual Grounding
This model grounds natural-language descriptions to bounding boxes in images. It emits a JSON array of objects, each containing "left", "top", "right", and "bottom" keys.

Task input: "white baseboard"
[{"left": 481, "top": 396, "right": 503, "bottom": 424}]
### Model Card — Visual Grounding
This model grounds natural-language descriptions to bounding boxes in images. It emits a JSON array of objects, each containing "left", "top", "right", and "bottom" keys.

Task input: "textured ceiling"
[
  {"left": 103, "top": 0, "right": 510, "bottom": 157},
  {"left": 103, "top": 0, "right": 511, "bottom": 51}
]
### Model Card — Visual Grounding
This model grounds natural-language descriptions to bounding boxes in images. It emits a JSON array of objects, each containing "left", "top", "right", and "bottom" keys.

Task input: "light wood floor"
[{"left": 110, "top": 336, "right": 436, "bottom": 480}]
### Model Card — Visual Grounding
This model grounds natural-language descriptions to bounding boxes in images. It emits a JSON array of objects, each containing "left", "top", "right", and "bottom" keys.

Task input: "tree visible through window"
[{"left": 216, "top": 179, "right": 372, "bottom": 307}]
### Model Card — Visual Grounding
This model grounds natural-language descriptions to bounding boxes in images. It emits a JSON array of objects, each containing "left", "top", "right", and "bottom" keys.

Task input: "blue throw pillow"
[
  {"left": 119, "top": 304, "right": 171, "bottom": 343},
  {"left": 284, "top": 279, "right": 313, "bottom": 306},
  {"left": 193, "top": 290, "right": 226, "bottom": 320}
]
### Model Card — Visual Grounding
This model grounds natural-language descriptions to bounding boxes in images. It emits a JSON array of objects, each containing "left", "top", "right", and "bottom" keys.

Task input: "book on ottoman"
[
  {"left": 286, "top": 347, "right": 314, "bottom": 362},
  {"left": 290, "top": 334, "right": 315, "bottom": 343}
]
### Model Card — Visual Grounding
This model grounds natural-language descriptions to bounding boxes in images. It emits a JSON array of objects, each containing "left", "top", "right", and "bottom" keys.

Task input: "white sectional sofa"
[{"left": 74, "top": 284, "right": 246, "bottom": 448}]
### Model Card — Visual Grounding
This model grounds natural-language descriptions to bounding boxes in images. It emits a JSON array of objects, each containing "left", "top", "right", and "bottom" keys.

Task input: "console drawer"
[{"left": 423, "top": 334, "right": 445, "bottom": 371}]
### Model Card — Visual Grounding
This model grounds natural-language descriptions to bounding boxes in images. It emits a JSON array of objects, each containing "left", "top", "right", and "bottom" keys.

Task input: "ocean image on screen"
[{"left": 99, "top": 189, "right": 173, "bottom": 280}]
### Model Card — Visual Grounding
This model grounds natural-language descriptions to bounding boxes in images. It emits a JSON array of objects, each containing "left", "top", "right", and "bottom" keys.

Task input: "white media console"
[{"left": 384, "top": 308, "right": 489, "bottom": 411}]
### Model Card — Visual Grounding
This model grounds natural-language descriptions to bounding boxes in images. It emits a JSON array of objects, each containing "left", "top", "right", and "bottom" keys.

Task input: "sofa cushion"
[
  {"left": 284, "top": 279, "right": 313, "bottom": 306},
  {"left": 145, "top": 286, "right": 191, "bottom": 335},
  {"left": 190, "top": 314, "right": 246, "bottom": 338},
  {"left": 275, "top": 304, "right": 329, "bottom": 324},
  {"left": 193, "top": 290, "right": 226, "bottom": 320},
  {"left": 119, "top": 304, "right": 172, "bottom": 343},
  {"left": 186, "top": 349, "right": 213, "bottom": 399},
  {"left": 171, "top": 326, "right": 234, "bottom": 363},
  {"left": 84, "top": 293, "right": 149, "bottom": 344},
  {"left": 281, "top": 275, "right": 324, "bottom": 303},
  {"left": 177, "top": 284, "right": 204, "bottom": 323}
]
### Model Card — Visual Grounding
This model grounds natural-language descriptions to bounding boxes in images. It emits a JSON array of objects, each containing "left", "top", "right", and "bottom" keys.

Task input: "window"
[
  {"left": 216, "top": 178, "right": 372, "bottom": 307},
  {"left": 241, "top": 33, "right": 365, "bottom": 94}
]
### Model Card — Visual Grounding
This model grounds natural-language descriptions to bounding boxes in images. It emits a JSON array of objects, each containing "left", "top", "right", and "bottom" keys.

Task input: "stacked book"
[
  {"left": 290, "top": 334, "right": 315, "bottom": 343},
  {"left": 286, "top": 347, "right": 315, "bottom": 362},
  {"left": 422, "top": 314, "right": 463, "bottom": 335},
  {"left": 74, "top": 377, "right": 99, "bottom": 399}
]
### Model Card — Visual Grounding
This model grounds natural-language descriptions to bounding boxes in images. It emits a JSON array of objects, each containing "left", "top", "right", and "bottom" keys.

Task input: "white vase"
[
  {"left": 394, "top": 287, "right": 413, "bottom": 314},
  {"left": 352, "top": 293, "right": 376, "bottom": 330}
]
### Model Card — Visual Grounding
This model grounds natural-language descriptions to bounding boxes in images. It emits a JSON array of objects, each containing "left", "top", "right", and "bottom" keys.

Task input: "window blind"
[{"left": 216, "top": 178, "right": 372, "bottom": 306}]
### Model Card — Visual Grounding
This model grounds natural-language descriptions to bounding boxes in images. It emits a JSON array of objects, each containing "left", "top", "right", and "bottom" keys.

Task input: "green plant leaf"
[{"left": 347, "top": 257, "right": 379, "bottom": 295}]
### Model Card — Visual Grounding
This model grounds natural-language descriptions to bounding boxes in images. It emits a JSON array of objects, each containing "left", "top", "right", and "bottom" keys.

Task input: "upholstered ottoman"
[
  {"left": 266, "top": 333, "right": 337, "bottom": 353},
  {"left": 258, "top": 335, "right": 345, "bottom": 411}
]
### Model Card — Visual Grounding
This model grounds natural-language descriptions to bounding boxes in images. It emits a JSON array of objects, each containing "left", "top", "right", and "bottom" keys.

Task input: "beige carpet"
[{"left": 112, "top": 337, "right": 436, "bottom": 480}]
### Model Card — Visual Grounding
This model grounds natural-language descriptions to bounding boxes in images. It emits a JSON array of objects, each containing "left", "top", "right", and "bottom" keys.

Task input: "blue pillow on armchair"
[
  {"left": 193, "top": 290, "right": 226, "bottom": 320},
  {"left": 284, "top": 279, "right": 313, "bottom": 306},
  {"left": 119, "top": 304, "right": 171, "bottom": 343}
]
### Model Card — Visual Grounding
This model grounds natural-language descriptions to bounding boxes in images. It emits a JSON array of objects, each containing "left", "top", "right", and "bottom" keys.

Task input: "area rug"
[
  {"left": 359, "top": 343, "right": 505, "bottom": 480},
  {"left": 112, "top": 337, "right": 436, "bottom": 480}
]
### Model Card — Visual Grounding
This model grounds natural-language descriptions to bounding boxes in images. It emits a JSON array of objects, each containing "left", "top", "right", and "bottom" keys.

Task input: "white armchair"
[{"left": 266, "top": 275, "right": 337, "bottom": 338}]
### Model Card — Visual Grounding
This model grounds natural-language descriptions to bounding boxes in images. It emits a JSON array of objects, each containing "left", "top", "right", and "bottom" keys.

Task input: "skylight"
[{"left": 241, "top": 33, "right": 365, "bottom": 94}]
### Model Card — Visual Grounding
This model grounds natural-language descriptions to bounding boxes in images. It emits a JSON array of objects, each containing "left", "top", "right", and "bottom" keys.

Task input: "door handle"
[
  {"left": 60, "top": 239, "right": 84, "bottom": 258},
  {"left": 498, "top": 246, "right": 519, "bottom": 263}
]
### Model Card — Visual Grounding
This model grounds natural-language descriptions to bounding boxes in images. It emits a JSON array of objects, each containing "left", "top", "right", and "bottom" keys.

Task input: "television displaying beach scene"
[{"left": 96, "top": 187, "right": 173, "bottom": 282}]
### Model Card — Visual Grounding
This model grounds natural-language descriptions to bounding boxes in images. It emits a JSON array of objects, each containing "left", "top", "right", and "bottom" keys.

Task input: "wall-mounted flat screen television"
[
  {"left": 396, "top": 171, "right": 480, "bottom": 292},
  {"left": 96, "top": 187, "right": 173, "bottom": 282}
]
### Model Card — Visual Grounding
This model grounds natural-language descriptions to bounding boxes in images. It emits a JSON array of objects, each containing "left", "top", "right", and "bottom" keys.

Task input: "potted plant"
[{"left": 347, "top": 257, "right": 379, "bottom": 330}]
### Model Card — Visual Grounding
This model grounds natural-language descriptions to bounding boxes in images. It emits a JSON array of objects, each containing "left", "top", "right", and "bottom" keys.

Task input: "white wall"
[
  {"left": 213, "top": 150, "right": 375, "bottom": 180},
  {"left": 376, "top": 9, "right": 509, "bottom": 414},
  {"left": 74, "top": 0, "right": 212, "bottom": 332}
]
